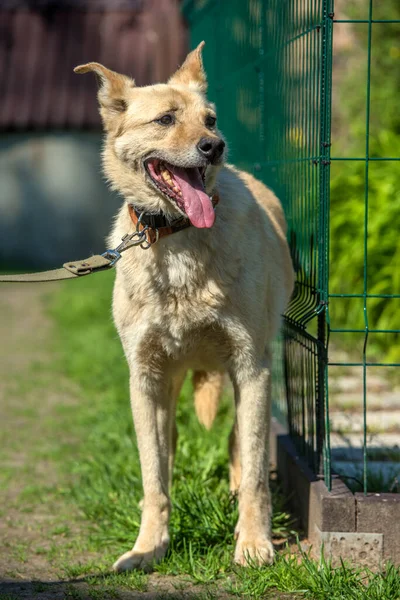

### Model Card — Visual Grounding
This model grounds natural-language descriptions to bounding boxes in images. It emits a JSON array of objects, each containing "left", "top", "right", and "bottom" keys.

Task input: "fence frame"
[{"left": 183, "top": 0, "right": 400, "bottom": 564}]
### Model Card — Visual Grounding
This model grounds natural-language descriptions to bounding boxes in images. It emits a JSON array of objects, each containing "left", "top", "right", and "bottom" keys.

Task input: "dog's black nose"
[{"left": 197, "top": 137, "right": 225, "bottom": 163}]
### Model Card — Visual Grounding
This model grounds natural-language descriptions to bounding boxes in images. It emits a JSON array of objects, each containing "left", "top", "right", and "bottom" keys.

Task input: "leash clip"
[
  {"left": 101, "top": 224, "right": 152, "bottom": 265},
  {"left": 101, "top": 249, "right": 122, "bottom": 266}
]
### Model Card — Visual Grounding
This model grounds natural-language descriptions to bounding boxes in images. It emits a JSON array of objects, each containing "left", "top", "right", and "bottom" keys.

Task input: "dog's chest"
[
  {"left": 156, "top": 247, "right": 227, "bottom": 310},
  {"left": 157, "top": 261, "right": 227, "bottom": 354},
  {"left": 124, "top": 250, "right": 235, "bottom": 366}
]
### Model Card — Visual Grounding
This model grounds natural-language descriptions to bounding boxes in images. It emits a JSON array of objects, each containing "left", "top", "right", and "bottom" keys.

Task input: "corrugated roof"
[{"left": 0, "top": 0, "right": 187, "bottom": 130}]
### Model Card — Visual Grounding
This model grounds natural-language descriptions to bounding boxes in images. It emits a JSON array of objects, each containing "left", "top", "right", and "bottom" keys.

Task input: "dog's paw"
[
  {"left": 112, "top": 540, "right": 169, "bottom": 572},
  {"left": 234, "top": 536, "right": 274, "bottom": 567}
]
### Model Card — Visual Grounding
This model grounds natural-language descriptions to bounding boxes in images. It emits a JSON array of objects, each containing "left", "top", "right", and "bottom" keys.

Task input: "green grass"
[{"left": 45, "top": 271, "right": 400, "bottom": 598}]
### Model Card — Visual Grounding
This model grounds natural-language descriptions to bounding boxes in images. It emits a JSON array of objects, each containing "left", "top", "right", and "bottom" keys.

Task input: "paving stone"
[
  {"left": 330, "top": 432, "right": 400, "bottom": 449},
  {"left": 329, "top": 392, "right": 400, "bottom": 411},
  {"left": 330, "top": 410, "right": 400, "bottom": 433}
]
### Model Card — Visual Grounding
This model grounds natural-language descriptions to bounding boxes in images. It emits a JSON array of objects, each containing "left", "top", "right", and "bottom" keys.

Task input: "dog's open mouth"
[{"left": 145, "top": 159, "right": 215, "bottom": 229}]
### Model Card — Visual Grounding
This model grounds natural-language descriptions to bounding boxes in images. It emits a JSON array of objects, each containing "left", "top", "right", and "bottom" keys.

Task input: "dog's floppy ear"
[
  {"left": 169, "top": 41, "right": 207, "bottom": 93},
  {"left": 74, "top": 62, "right": 134, "bottom": 129}
]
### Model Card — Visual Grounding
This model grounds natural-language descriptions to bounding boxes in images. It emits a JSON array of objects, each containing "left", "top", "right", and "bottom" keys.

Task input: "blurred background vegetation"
[{"left": 329, "top": 0, "right": 400, "bottom": 361}]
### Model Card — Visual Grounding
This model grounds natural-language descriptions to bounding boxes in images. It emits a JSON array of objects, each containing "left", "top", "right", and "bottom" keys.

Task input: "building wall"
[
  {"left": 0, "top": 133, "right": 120, "bottom": 267},
  {"left": 0, "top": 0, "right": 188, "bottom": 268}
]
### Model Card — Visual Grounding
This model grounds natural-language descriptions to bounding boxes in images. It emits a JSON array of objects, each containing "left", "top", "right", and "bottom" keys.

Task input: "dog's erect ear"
[
  {"left": 168, "top": 41, "right": 207, "bottom": 93},
  {"left": 74, "top": 62, "right": 134, "bottom": 128}
]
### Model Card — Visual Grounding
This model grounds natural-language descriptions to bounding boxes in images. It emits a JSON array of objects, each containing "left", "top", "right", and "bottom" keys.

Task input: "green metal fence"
[{"left": 182, "top": 0, "right": 400, "bottom": 494}]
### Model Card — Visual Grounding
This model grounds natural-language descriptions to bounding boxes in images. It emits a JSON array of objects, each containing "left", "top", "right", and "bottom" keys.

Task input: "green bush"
[{"left": 329, "top": 130, "right": 400, "bottom": 361}]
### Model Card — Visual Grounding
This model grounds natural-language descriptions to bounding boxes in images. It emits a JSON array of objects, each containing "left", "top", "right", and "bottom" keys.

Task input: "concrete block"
[
  {"left": 356, "top": 493, "right": 400, "bottom": 563},
  {"left": 315, "top": 527, "right": 383, "bottom": 569},
  {"left": 308, "top": 477, "right": 356, "bottom": 540}
]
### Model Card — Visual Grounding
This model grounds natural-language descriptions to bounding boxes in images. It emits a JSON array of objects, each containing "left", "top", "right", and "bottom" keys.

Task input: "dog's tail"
[{"left": 192, "top": 371, "right": 223, "bottom": 430}]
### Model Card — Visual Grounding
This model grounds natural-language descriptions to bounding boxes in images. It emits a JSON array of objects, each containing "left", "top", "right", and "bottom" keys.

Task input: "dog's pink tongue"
[{"left": 172, "top": 167, "right": 215, "bottom": 228}]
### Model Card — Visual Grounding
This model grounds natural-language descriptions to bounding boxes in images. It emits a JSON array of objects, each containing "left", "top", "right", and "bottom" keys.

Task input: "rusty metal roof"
[{"left": 0, "top": 0, "right": 187, "bottom": 130}]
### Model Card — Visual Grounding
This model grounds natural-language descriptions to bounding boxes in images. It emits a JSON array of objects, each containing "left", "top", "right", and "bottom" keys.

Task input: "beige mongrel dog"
[{"left": 74, "top": 42, "right": 294, "bottom": 571}]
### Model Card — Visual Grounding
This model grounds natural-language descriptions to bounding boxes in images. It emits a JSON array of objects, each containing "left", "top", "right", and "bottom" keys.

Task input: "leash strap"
[{"left": 0, "top": 254, "right": 113, "bottom": 283}]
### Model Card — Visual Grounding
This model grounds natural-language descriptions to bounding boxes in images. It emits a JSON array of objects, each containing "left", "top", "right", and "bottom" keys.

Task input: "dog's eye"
[
  {"left": 205, "top": 115, "right": 216, "bottom": 128},
  {"left": 156, "top": 114, "right": 174, "bottom": 126}
]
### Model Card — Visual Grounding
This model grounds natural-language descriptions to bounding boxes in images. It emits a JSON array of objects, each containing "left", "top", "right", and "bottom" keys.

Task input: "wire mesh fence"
[{"left": 183, "top": 0, "right": 400, "bottom": 495}]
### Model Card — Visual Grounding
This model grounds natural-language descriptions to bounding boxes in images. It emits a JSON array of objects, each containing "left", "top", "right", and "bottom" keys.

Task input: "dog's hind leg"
[
  {"left": 113, "top": 373, "right": 173, "bottom": 572},
  {"left": 231, "top": 349, "right": 274, "bottom": 566},
  {"left": 229, "top": 419, "right": 241, "bottom": 495}
]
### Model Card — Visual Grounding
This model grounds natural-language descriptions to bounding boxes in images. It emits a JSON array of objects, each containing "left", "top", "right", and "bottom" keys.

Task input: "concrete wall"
[{"left": 0, "top": 133, "right": 120, "bottom": 268}]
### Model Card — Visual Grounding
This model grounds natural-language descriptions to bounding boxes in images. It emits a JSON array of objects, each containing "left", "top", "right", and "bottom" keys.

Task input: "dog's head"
[{"left": 74, "top": 42, "right": 225, "bottom": 228}]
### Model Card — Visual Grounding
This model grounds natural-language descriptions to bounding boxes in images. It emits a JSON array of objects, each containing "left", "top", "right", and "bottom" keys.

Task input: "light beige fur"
[{"left": 75, "top": 42, "right": 294, "bottom": 571}]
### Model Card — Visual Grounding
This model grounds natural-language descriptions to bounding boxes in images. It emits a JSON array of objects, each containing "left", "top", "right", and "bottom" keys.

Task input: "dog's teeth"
[{"left": 160, "top": 167, "right": 170, "bottom": 176}]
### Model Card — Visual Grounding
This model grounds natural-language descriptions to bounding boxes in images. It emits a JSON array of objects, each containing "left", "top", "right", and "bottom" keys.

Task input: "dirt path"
[{"left": 0, "top": 283, "right": 88, "bottom": 596}]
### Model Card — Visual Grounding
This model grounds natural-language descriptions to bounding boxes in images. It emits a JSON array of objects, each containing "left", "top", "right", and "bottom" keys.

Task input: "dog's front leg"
[
  {"left": 113, "top": 374, "right": 172, "bottom": 572},
  {"left": 232, "top": 352, "right": 274, "bottom": 566}
]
